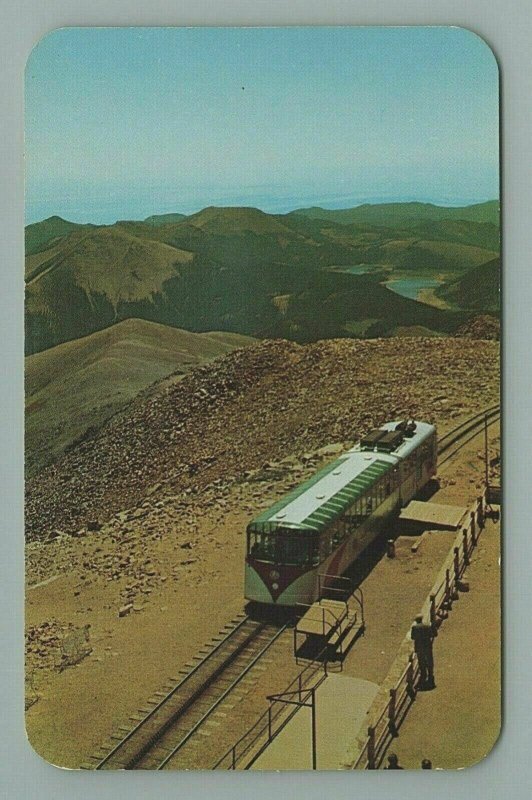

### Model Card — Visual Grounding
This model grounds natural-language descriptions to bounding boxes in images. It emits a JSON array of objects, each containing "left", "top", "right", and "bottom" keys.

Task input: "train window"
[
  {"left": 331, "top": 520, "right": 348, "bottom": 547},
  {"left": 310, "top": 538, "right": 320, "bottom": 565},
  {"left": 344, "top": 508, "right": 355, "bottom": 533},
  {"left": 320, "top": 532, "right": 332, "bottom": 561},
  {"left": 247, "top": 530, "right": 314, "bottom": 565},
  {"left": 331, "top": 523, "right": 341, "bottom": 548},
  {"left": 278, "top": 534, "right": 310, "bottom": 566},
  {"left": 248, "top": 532, "right": 276, "bottom": 562}
]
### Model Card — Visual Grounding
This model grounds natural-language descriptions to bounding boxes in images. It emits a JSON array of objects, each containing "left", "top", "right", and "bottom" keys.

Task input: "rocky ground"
[
  {"left": 455, "top": 314, "right": 500, "bottom": 340},
  {"left": 24, "top": 336, "right": 500, "bottom": 767},
  {"left": 26, "top": 337, "right": 499, "bottom": 543}
]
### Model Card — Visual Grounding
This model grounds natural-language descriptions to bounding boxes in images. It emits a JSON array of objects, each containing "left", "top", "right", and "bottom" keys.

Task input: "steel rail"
[
  {"left": 212, "top": 642, "right": 329, "bottom": 770},
  {"left": 437, "top": 405, "right": 499, "bottom": 456},
  {"left": 94, "top": 614, "right": 252, "bottom": 769},
  {"left": 156, "top": 624, "right": 288, "bottom": 769},
  {"left": 438, "top": 407, "right": 500, "bottom": 466}
]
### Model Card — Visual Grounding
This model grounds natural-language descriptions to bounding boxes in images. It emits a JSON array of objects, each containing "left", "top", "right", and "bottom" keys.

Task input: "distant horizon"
[
  {"left": 25, "top": 195, "right": 500, "bottom": 228},
  {"left": 26, "top": 27, "right": 499, "bottom": 228}
]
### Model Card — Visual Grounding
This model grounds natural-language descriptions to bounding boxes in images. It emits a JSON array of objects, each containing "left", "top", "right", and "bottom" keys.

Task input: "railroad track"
[
  {"left": 88, "top": 615, "right": 287, "bottom": 770},
  {"left": 437, "top": 404, "right": 500, "bottom": 466}
]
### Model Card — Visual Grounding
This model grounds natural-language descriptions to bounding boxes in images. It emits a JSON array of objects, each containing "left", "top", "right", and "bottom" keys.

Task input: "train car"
[{"left": 245, "top": 419, "right": 437, "bottom": 606}]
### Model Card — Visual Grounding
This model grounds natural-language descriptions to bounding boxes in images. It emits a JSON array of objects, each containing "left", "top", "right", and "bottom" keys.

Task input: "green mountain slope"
[
  {"left": 293, "top": 200, "right": 500, "bottom": 227},
  {"left": 25, "top": 216, "right": 91, "bottom": 256},
  {"left": 144, "top": 212, "right": 187, "bottom": 226},
  {"left": 436, "top": 257, "right": 501, "bottom": 313},
  {"left": 25, "top": 203, "right": 499, "bottom": 354}
]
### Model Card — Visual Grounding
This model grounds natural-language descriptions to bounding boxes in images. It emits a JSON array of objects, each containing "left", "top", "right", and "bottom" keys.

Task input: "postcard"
[{"left": 25, "top": 26, "right": 500, "bottom": 770}]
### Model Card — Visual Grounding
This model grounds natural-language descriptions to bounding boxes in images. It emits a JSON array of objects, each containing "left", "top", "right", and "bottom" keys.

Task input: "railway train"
[{"left": 244, "top": 419, "right": 437, "bottom": 606}]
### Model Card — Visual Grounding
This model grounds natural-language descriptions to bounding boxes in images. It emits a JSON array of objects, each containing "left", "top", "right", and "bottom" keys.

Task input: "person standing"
[
  {"left": 385, "top": 753, "right": 403, "bottom": 769},
  {"left": 411, "top": 614, "right": 435, "bottom": 689}
]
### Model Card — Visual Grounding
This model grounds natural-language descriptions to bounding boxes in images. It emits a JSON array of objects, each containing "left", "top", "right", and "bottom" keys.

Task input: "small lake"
[
  {"left": 328, "top": 264, "right": 374, "bottom": 275},
  {"left": 385, "top": 277, "right": 442, "bottom": 301}
]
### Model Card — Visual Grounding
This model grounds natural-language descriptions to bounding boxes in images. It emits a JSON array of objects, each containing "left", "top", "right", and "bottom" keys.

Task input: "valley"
[{"left": 25, "top": 201, "right": 500, "bottom": 356}]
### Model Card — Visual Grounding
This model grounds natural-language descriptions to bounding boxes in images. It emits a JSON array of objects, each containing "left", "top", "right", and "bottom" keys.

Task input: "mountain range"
[{"left": 25, "top": 201, "right": 500, "bottom": 355}]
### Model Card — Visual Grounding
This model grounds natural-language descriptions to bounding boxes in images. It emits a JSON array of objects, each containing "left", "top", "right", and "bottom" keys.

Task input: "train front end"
[{"left": 245, "top": 524, "right": 319, "bottom": 606}]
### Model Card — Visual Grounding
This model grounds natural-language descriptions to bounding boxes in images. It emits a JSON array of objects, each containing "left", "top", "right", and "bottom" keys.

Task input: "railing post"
[
  {"left": 444, "top": 568, "right": 451, "bottom": 611},
  {"left": 388, "top": 688, "right": 397, "bottom": 735},
  {"left": 453, "top": 546, "right": 461, "bottom": 592},
  {"left": 470, "top": 511, "right": 477, "bottom": 546},
  {"left": 268, "top": 705, "right": 272, "bottom": 742},
  {"left": 463, "top": 529, "right": 470, "bottom": 566},
  {"left": 367, "top": 726, "right": 376, "bottom": 769},
  {"left": 477, "top": 495, "right": 485, "bottom": 529},
  {"left": 298, "top": 672, "right": 302, "bottom": 700},
  {"left": 232, "top": 747, "right": 236, "bottom": 770},
  {"left": 406, "top": 653, "right": 416, "bottom": 698},
  {"left": 429, "top": 594, "right": 437, "bottom": 635}
]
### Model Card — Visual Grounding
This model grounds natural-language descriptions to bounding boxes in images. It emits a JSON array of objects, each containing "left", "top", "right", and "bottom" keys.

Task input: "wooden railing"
[{"left": 352, "top": 489, "right": 490, "bottom": 769}]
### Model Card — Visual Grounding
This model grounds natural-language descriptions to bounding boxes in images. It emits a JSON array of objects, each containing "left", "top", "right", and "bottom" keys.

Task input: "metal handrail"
[
  {"left": 295, "top": 601, "right": 345, "bottom": 639},
  {"left": 213, "top": 644, "right": 329, "bottom": 769}
]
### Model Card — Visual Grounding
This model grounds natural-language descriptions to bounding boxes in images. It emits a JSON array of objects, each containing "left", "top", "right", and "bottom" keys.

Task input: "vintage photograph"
[{"left": 24, "top": 26, "right": 500, "bottom": 770}]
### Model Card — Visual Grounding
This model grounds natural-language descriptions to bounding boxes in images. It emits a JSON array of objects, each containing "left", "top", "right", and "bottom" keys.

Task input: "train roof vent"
[
  {"left": 395, "top": 419, "right": 417, "bottom": 437},
  {"left": 360, "top": 429, "right": 387, "bottom": 449},
  {"left": 376, "top": 430, "right": 404, "bottom": 452}
]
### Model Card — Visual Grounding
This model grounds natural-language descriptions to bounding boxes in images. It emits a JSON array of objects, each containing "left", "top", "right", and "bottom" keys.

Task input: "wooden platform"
[
  {"left": 398, "top": 500, "right": 468, "bottom": 530},
  {"left": 297, "top": 599, "right": 348, "bottom": 638}
]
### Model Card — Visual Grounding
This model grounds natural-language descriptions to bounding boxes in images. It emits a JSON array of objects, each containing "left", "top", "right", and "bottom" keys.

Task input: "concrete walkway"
[{"left": 251, "top": 674, "right": 378, "bottom": 770}]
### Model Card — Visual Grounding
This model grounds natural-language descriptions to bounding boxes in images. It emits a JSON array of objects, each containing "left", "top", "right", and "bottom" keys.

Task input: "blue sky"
[{"left": 25, "top": 27, "right": 499, "bottom": 224}]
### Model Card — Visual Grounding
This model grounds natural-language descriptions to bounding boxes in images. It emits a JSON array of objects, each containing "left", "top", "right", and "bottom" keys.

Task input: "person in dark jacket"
[
  {"left": 385, "top": 753, "right": 403, "bottom": 769},
  {"left": 411, "top": 614, "right": 435, "bottom": 689}
]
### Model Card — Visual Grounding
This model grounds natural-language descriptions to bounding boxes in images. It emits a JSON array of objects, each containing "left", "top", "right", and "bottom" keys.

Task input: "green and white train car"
[{"left": 245, "top": 420, "right": 437, "bottom": 606}]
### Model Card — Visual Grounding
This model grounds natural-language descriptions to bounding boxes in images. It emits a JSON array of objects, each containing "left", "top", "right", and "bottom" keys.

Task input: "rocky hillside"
[
  {"left": 455, "top": 314, "right": 500, "bottom": 341},
  {"left": 26, "top": 337, "right": 500, "bottom": 542},
  {"left": 25, "top": 318, "right": 255, "bottom": 477}
]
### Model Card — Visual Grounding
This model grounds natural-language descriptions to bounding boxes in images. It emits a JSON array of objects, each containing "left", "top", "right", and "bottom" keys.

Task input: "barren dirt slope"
[{"left": 25, "top": 318, "right": 255, "bottom": 477}]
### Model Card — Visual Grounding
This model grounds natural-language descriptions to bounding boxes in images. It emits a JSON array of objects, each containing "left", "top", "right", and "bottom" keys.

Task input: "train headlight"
[{"left": 272, "top": 583, "right": 279, "bottom": 591}]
